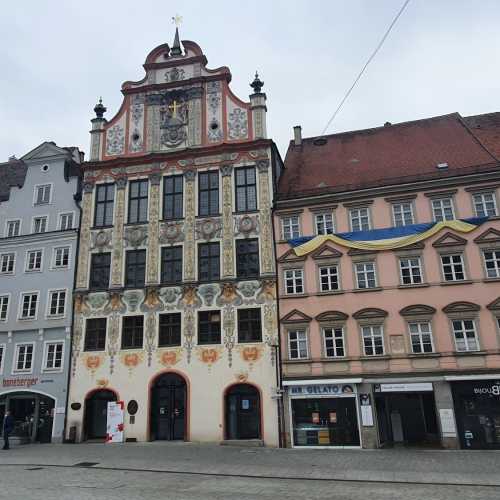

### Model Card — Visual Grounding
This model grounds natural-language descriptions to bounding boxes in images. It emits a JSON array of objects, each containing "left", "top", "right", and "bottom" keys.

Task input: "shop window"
[
  {"left": 237, "top": 308, "right": 262, "bottom": 343},
  {"left": 235, "top": 166, "right": 257, "bottom": 212},
  {"left": 362, "top": 325, "right": 384, "bottom": 356},
  {"left": 89, "top": 253, "right": 111, "bottom": 290},
  {"left": 26, "top": 250, "right": 43, "bottom": 272},
  {"left": 0, "top": 295, "right": 9, "bottom": 321},
  {"left": 319, "top": 265, "right": 339, "bottom": 291},
  {"left": 34, "top": 184, "right": 51, "bottom": 205},
  {"left": 160, "top": 246, "right": 183, "bottom": 283},
  {"left": 355, "top": 261, "right": 377, "bottom": 289},
  {"left": 349, "top": 207, "right": 370, "bottom": 232},
  {"left": 163, "top": 175, "right": 183, "bottom": 219},
  {"left": 6, "top": 220, "right": 20, "bottom": 237},
  {"left": 452, "top": 319, "right": 479, "bottom": 352},
  {"left": 20, "top": 292, "right": 38, "bottom": 320},
  {"left": 198, "top": 242, "right": 220, "bottom": 282},
  {"left": 288, "top": 330, "right": 308, "bottom": 359},
  {"left": 473, "top": 192, "right": 498, "bottom": 218},
  {"left": 198, "top": 171, "right": 219, "bottom": 216},
  {"left": 14, "top": 343, "right": 34, "bottom": 372},
  {"left": 281, "top": 215, "right": 300, "bottom": 240},
  {"left": 323, "top": 327, "right": 345, "bottom": 357},
  {"left": 125, "top": 249, "right": 146, "bottom": 288},
  {"left": 392, "top": 202, "right": 414, "bottom": 227},
  {"left": 53, "top": 246, "right": 70, "bottom": 268},
  {"left": 158, "top": 313, "right": 181, "bottom": 347},
  {"left": 84, "top": 318, "right": 107, "bottom": 351},
  {"left": 128, "top": 179, "right": 149, "bottom": 224},
  {"left": 432, "top": 198, "right": 455, "bottom": 222},
  {"left": 94, "top": 183, "right": 115, "bottom": 227},
  {"left": 399, "top": 257, "right": 422, "bottom": 285},
  {"left": 315, "top": 213, "right": 334, "bottom": 235},
  {"left": 33, "top": 216, "right": 48, "bottom": 234},
  {"left": 59, "top": 212, "right": 74, "bottom": 230},
  {"left": 483, "top": 250, "right": 500, "bottom": 279},
  {"left": 121, "top": 315, "right": 144, "bottom": 349},
  {"left": 236, "top": 239, "right": 260, "bottom": 278},
  {"left": 284, "top": 268, "right": 304, "bottom": 294},
  {"left": 44, "top": 342, "right": 64, "bottom": 371},
  {"left": 408, "top": 322, "right": 434, "bottom": 353},
  {"left": 441, "top": 254, "right": 466, "bottom": 281},
  {"left": 0, "top": 253, "right": 15, "bottom": 274},
  {"left": 48, "top": 289, "right": 66, "bottom": 317},
  {"left": 198, "top": 310, "right": 221, "bottom": 344}
]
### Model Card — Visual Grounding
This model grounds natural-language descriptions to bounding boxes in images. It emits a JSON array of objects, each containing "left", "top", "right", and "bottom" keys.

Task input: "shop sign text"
[
  {"left": 2, "top": 377, "right": 38, "bottom": 388},
  {"left": 290, "top": 384, "right": 355, "bottom": 396}
]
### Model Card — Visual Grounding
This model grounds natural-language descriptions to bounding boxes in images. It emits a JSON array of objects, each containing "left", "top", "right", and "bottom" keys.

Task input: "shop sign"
[
  {"left": 439, "top": 409, "right": 457, "bottom": 436},
  {"left": 2, "top": 377, "right": 38, "bottom": 388},
  {"left": 289, "top": 384, "right": 356, "bottom": 397},
  {"left": 378, "top": 383, "right": 433, "bottom": 393},
  {"left": 473, "top": 383, "right": 500, "bottom": 396}
]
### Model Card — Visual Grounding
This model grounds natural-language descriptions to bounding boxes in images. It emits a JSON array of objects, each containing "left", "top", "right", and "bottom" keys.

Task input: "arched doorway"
[
  {"left": 84, "top": 389, "right": 117, "bottom": 440},
  {"left": 225, "top": 384, "right": 261, "bottom": 440},
  {"left": 150, "top": 373, "right": 187, "bottom": 441}
]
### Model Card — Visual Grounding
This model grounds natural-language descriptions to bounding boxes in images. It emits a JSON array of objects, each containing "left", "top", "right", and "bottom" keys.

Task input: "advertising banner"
[{"left": 106, "top": 401, "right": 124, "bottom": 443}]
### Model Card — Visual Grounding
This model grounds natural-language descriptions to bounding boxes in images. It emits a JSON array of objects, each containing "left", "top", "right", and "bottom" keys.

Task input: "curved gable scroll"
[
  {"left": 399, "top": 305, "right": 437, "bottom": 317},
  {"left": 353, "top": 308, "right": 388, "bottom": 320},
  {"left": 487, "top": 297, "right": 500, "bottom": 311},
  {"left": 315, "top": 311, "right": 349, "bottom": 322},
  {"left": 442, "top": 301, "right": 481, "bottom": 314}
]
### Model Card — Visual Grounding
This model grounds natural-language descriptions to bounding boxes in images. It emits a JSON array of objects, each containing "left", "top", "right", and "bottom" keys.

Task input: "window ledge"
[
  {"left": 161, "top": 217, "right": 184, "bottom": 223},
  {"left": 158, "top": 344, "right": 182, "bottom": 349},
  {"left": 91, "top": 225, "right": 114, "bottom": 231},
  {"left": 120, "top": 347, "right": 145, "bottom": 351},
  {"left": 196, "top": 214, "right": 221, "bottom": 219},
  {"left": 453, "top": 350, "right": 485, "bottom": 356},
  {"left": 440, "top": 280, "right": 473, "bottom": 286},
  {"left": 284, "top": 358, "right": 311, "bottom": 364},
  {"left": 352, "top": 287, "right": 383, "bottom": 293},
  {"left": 282, "top": 293, "right": 310, "bottom": 299},
  {"left": 407, "top": 352, "right": 441, "bottom": 358},
  {"left": 483, "top": 277, "right": 500, "bottom": 283},
  {"left": 398, "top": 283, "right": 430, "bottom": 289},
  {"left": 233, "top": 210, "right": 259, "bottom": 215},
  {"left": 83, "top": 349, "right": 106, "bottom": 353},
  {"left": 360, "top": 355, "right": 390, "bottom": 360},
  {"left": 315, "top": 290, "right": 344, "bottom": 296},
  {"left": 124, "top": 222, "right": 149, "bottom": 227}
]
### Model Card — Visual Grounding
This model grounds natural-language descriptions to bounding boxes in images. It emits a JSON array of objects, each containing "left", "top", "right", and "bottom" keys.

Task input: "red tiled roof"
[
  {"left": 463, "top": 112, "right": 500, "bottom": 159},
  {"left": 279, "top": 113, "right": 499, "bottom": 199}
]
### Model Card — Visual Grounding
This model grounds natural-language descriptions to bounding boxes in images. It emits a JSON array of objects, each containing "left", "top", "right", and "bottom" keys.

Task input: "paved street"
[{"left": 0, "top": 443, "right": 499, "bottom": 499}]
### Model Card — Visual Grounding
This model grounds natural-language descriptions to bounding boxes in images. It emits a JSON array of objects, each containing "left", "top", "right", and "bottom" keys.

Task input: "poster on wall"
[{"left": 106, "top": 401, "right": 124, "bottom": 443}]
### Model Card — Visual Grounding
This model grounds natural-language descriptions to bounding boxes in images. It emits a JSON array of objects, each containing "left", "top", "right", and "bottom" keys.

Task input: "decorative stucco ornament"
[
  {"left": 159, "top": 221, "right": 184, "bottom": 244},
  {"left": 196, "top": 218, "right": 222, "bottom": 240},
  {"left": 92, "top": 229, "right": 113, "bottom": 251},
  {"left": 198, "top": 284, "right": 219, "bottom": 306},
  {"left": 124, "top": 225, "right": 148, "bottom": 248}
]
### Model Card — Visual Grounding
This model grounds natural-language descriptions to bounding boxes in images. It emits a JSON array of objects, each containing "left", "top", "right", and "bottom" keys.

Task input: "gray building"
[{"left": 0, "top": 142, "right": 82, "bottom": 443}]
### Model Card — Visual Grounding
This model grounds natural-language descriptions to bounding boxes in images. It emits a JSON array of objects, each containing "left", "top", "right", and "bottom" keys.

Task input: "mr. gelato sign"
[{"left": 290, "top": 384, "right": 356, "bottom": 397}]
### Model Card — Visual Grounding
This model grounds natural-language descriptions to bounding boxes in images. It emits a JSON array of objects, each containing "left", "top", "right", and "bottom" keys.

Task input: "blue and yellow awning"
[{"left": 289, "top": 217, "right": 488, "bottom": 256}]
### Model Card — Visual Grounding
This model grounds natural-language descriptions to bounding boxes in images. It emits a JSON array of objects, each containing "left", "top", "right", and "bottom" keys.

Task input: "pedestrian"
[{"left": 2, "top": 410, "right": 14, "bottom": 450}]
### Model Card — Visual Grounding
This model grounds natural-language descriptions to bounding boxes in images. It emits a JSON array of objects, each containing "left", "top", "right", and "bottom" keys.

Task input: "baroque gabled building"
[{"left": 66, "top": 30, "right": 282, "bottom": 445}]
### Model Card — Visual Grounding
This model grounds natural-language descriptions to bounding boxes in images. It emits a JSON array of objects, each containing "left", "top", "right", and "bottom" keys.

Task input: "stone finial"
[
  {"left": 94, "top": 97, "right": 107, "bottom": 119},
  {"left": 250, "top": 72, "right": 264, "bottom": 94}
]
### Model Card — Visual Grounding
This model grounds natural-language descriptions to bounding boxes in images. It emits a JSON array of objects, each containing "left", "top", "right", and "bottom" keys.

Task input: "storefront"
[
  {"left": 285, "top": 380, "right": 362, "bottom": 448},
  {"left": 451, "top": 378, "right": 500, "bottom": 449}
]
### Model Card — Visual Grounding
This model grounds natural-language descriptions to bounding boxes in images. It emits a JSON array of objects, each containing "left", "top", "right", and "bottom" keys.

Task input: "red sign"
[{"left": 2, "top": 378, "right": 38, "bottom": 388}]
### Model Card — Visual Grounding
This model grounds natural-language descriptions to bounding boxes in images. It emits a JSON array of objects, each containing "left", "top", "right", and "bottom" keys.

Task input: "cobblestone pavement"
[{"left": 0, "top": 443, "right": 499, "bottom": 499}]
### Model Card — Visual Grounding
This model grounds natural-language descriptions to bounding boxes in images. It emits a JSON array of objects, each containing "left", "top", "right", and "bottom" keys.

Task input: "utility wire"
[{"left": 321, "top": 0, "right": 411, "bottom": 135}]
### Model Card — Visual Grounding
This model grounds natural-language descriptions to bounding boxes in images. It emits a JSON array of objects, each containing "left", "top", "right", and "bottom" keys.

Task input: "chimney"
[{"left": 293, "top": 126, "right": 302, "bottom": 146}]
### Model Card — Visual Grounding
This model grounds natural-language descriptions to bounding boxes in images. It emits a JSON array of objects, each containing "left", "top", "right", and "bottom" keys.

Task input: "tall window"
[
  {"left": 441, "top": 254, "right": 465, "bottom": 281},
  {"left": 44, "top": 342, "right": 63, "bottom": 371},
  {"left": 281, "top": 215, "right": 300, "bottom": 240},
  {"left": 33, "top": 216, "right": 48, "bottom": 233},
  {"left": 399, "top": 257, "right": 422, "bottom": 285},
  {"left": 484, "top": 250, "right": 500, "bottom": 278},
  {"left": 6, "top": 220, "right": 20, "bottom": 237},
  {"left": 26, "top": 250, "right": 43, "bottom": 272},
  {"left": 288, "top": 330, "right": 308, "bottom": 359},
  {"left": 160, "top": 246, "right": 183, "bottom": 283},
  {"left": 452, "top": 319, "right": 479, "bottom": 352},
  {"left": 319, "top": 265, "right": 339, "bottom": 291},
  {"left": 48, "top": 290, "right": 66, "bottom": 317},
  {"left": 473, "top": 192, "right": 498, "bottom": 217},
  {"left": 89, "top": 253, "right": 111, "bottom": 289},
  {"left": 163, "top": 175, "right": 183, "bottom": 219},
  {"left": 0, "top": 296, "right": 9, "bottom": 321},
  {"left": 84, "top": 318, "right": 107, "bottom": 351},
  {"left": 284, "top": 269, "right": 304, "bottom": 294},
  {"left": 350, "top": 207, "right": 370, "bottom": 231},
  {"left": 362, "top": 325, "right": 384, "bottom": 356},
  {"left": 125, "top": 249, "right": 146, "bottom": 288},
  {"left": 53, "top": 247, "right": 70, "bottom": 268},
  {"left": 158, "top": 313, "right": 182, "bottom": 347},
  {"left": 236, "top": 239, "right": 260, "bottom": 278},
  {"left": 392, "top": 203, "right": 414, "bottom": 227},
  {"left": 432, "top": 198, "right": 455, "bottom": 222},
  {"left": 20, "top": 293, "right": 38, "bottom": 319},
  {"left": 198, "top": 310, "right": 221, "bottom": 344},
  {"left": 14, "top": 343, "right": 34, "bottom": 372},
  {"left": 128, "top": 179, "right": 149, "bottom": 224},
  {"left": 238, "top": 308, "right": 262, "bottom": 343},
  {"left": 355, "top": 261, "right": 377, "bottom": 288},
  {"left": 94, "top": 183, "right": 115, "bottom": 227},
  {"left": 198, "top": 171, "right": 219, "bottom": 216},
  {"left": 235, "top": 167, "right": 257, "bottom": 212},
  {"left": 59, "top": 213, "right": 74, "bottom": 230},
  {"left": 323, "top": 327, "right": 345, "bottom": 357},
  {"left": 34, "top": 184, "right": 51, "bottom": 205},
  {"left": 0, "top": 253, "right": 15, "bottom": 274},
  {"left": 121, "top": 316, "right": 144, "bottom": 349},
  {"left": 198, "top": 242, "right": 220, "bottom": 281},
  {"left": 409, "top": 322, "right": 433, "bottom": 353},
  {"left": 315, "top": 213, "right": 334, "bottom": 235}
]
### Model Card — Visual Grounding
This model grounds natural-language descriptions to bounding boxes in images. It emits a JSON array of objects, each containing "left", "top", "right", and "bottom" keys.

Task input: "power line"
[{"left": 321, "top": 0, "right": 411, "bottom": 135}]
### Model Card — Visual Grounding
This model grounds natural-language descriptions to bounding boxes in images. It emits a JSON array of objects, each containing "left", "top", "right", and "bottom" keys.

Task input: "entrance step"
[{"left": 220, "top": 439, "right": 264, "bottom": 447}]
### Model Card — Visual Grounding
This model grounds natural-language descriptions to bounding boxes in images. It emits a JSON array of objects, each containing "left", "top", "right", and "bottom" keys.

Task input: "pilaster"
[
  {"left": 147, "top": 171, "right": 161, "bottom": 284},
  {"left": 111, "top": 177, "right": 127, "bottom": 288},
  {"left": 221, "top": 165, "right": 234, "bottom": 278},
  {"left": 257, "top": 159, "right": 274, "bottom": 274},
  {"left": 183, "top": 169, "right": 196, "bottom": 281},
  {"left": 76, "top": 182, "right": 94, "bottom": 289}
]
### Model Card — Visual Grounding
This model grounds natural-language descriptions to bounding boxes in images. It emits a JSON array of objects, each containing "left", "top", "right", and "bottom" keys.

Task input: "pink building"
[{"left": 274, "top": 113, "right": 500, "bottom": 449}]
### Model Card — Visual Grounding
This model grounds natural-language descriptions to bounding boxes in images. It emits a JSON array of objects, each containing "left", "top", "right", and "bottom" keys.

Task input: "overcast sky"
[{"left": 1, "top": 1, "right": 499, "bottom": 161}]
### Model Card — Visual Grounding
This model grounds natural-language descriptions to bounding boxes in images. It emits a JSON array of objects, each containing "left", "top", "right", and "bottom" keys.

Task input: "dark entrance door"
[
  {"left": 84, "top": 390, "right": 117, "bottom": 440},
  {"left": 151, "top": 373, "right": 186, "bottom": 441},
  {"left": 225, "top": 384, "right": 261, "bottom": 440}
]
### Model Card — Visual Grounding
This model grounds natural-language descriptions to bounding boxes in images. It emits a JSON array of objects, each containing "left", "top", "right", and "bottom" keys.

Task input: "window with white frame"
[
  {"left": 34, "top": 184, "right": 51, "bottom": 205},
  {"left": 53, "top": 247, "right": 70, "bottom": 268},
  {"left": 323, "top": 327, "right": 345, "bottom": 357},
  {"left": 432, "top": 198, "right": 455, "bottom": 222},
  {"left": 319, "top": 265, "right": 339, "bottom": 291},
  {"left": 441, "top": 254, "right": 466, "bottom": 281},
  {"left": 452, "top": 319, "right": 479, "bottom": 352},
  {"left": 33, "top": 216, "right": 48, "bottom": 233},
  {"left": 408, "top": 322, "right": 433, "bottom": 353},
  {"left": 59, "top": 213, "right": 74, "bottom": 230},
  {"left": 0, "top": 295, "right": 9, "bottom": 321},
  {"left": 20, "top": 293, "right": 38, "bottom": 319},
  {"left": 349, "top": 207, "right": 371, "bottom": 232},
  {"left": 399, "top": 257, "right": 422, "bottom": 285},
  {"left": 284, "top": 268, "right": 304, "bottom": 294},
  {"left": 362, "top": 325, "right": 384, "bottom": 356},
  {"left": 282, "top": 215, "right": 300, "bottom": 240},
  {"left": 355, "top": 261, "right": 377, "bottom": 288},
  {"left": 392, "top": 202, "right": 414, "bottom": 227},
  {"left": 48, "top": 290, "right": 66, "bottom": 317},
  {"left": 315, "top": 213, "right": 334, "bottom": 235},
  {"left": 288, "top": 330, "right": 308, "bottom": 359},
  {"left": 44, "top": 342, "right": 64, "bottom": 371},
  {"left": 473, "top": 192, "right": 498, "bottom": 218},
  {"left": 0, "top": 253, "right": 15, "bottom": 274},
  {"left": 14, "top": 343, "right": 34, "bottom": 372},
  {"left": 483, "top": 249, "right": 500, "bottom": 278},
  {"left": 0, "top": 344, "right": 4, "bottom": 373},
  {"left": 6, "top": 220, "right": 20, "bottom": 237},
  {"left": 26, "top": 250, "right": 43, "bottom": 272}
]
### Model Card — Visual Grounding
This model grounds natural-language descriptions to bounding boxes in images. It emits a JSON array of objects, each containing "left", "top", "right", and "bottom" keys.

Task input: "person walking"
[{"left": 2, "top": 410, "right": 14, "bottom": 450}]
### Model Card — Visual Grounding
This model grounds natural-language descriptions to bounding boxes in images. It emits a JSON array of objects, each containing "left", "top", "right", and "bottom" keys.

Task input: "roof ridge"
[{"left": 457, "top": 113, "right": 500, "bottom": 162}]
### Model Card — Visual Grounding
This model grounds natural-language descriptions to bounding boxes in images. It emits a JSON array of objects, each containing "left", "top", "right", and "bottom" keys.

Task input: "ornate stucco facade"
[{"left": 67, "top": 32, "right": 282, "bottom": 445}]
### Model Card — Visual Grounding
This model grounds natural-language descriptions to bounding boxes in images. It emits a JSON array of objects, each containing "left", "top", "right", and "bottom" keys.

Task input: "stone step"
[{"left": 220, "top": 439, "right": 264, "bottom": 447}]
